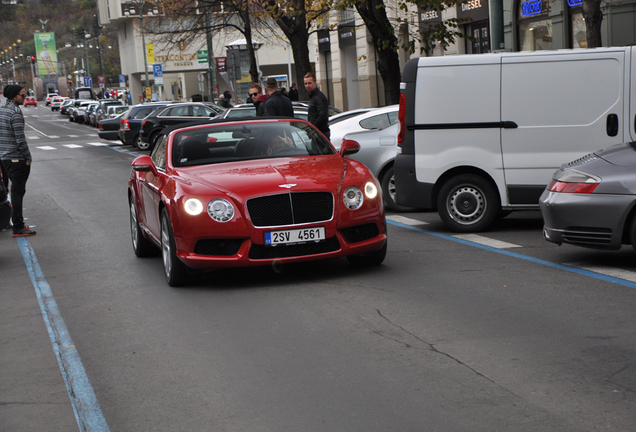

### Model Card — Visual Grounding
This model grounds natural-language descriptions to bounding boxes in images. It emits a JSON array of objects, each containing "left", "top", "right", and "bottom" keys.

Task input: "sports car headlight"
[
  {"left": 364, "top": 182, "right": 378, "bottom": 199},
  {"left": 207, "top": 199, "right": 235, "bottom": 222},
  {"left": 184, "top": 198, "right": 203, "bottom": 215},
  {"left": 343, "top": 186, "right": 363, "bottom": 210}
]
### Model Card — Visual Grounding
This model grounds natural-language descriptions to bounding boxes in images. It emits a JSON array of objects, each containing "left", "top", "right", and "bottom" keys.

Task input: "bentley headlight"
[
  {"left": 343, "top": 186, "right": 363, "bottom": 210},
  {"left": 364, "top": 182, "right": 378, "bottom": 199},
  {"left": 184, "top": 198, "right": 203, "bottom": 215},
  {"left": 208, "top": 199, "right": 235, "bottom": 222}
]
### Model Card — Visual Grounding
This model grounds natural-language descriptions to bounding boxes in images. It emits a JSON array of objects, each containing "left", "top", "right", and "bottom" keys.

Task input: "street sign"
[
  {"left": 145, "top": 87, "right": 151, "bottom": 100},
  {"left": 197, "top": 50, "right": 208, "bottom": 65},
  {"left": 119, "top": 74, "right": 126, "bottom": 87},
  {"left": 98, "top": 76, "right": 106, "bottom": 86},
  {"left": 153, "top": 64, "right": 163, "bottom": 86},
  {"left": 83, "top": 77, "right": 92, "bottom": 88}
]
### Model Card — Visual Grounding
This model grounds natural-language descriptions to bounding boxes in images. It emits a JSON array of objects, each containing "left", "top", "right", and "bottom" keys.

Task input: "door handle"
[{"left": 607, "top": 114, "right": 619, "bottom": 137}]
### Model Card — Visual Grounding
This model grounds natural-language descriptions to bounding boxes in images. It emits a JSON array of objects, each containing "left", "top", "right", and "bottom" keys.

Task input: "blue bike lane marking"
[
  {"left": 387, "top": 220, "right": 636, "bottom": 290},
  {"left": 17, "top": 237, "right": 110, "bottom": 432}
]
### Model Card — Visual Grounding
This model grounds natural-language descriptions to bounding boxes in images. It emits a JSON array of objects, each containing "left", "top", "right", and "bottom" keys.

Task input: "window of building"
[
  {"left": 517, "top": 0, "right": 553, "bottom": 51},
  {"left": 568, "top": 0, "right": 586, "bottom": 48}
]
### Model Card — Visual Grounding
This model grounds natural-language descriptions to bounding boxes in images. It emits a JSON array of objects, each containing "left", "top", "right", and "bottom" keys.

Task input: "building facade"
[{"left": 97, "top": 0, "right": 313, "bottom": 105}]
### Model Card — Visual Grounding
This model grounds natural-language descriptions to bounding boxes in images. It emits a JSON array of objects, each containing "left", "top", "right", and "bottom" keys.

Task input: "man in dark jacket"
[
  {"left": 250, "top": 83, "right": 268, "bottom": 116},
  {"left": 263, "top": 78, "right": 294, "bottom": 117},
  {"left": 304, "top": 72, "right": 330, "bottom": 139},
  {"left": 288, "top": 83, "right": 299, "bottom": 101}
]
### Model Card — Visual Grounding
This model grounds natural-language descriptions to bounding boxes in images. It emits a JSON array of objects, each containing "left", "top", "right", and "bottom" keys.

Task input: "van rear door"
[{"left": 501, "top": 49, "right": 625, "bottom": 205}]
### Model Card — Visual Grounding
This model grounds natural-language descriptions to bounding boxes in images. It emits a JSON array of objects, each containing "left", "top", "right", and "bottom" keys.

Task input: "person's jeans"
[{"left": 1, "top": 160, "right": 31, "bottom": 230}]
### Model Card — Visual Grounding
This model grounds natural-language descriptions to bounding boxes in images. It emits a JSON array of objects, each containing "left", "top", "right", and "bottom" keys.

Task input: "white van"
[{"left": 395, "top": 47, "right": 636, "bottom": 232}]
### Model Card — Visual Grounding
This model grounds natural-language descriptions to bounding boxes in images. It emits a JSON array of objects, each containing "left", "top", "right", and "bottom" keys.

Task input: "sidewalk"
[{"left": 0, "top": 230, "right": 78, "bottom": 432}]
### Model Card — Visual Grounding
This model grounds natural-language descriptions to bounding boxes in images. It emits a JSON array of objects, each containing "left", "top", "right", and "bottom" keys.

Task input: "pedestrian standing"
[
  {"left": 288, "top": 83, "right": 299, "bottom": 101},
  {"left": 250, "top": 83, "right": 268, "bottom": 116},
  {"left": 0, "top": 85, "right": 36, "bottom": 237},
  {"left": 263, "top": 78, "right": 294, "bottom": 117},
  {"left": 304, "top": 72, "right": 330, "bottom": 139}
]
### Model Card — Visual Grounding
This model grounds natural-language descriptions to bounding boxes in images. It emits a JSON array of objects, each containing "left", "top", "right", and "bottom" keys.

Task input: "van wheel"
[
  {"left": 380, "top": 166, "right": 411, "bottom": 212},
  {"left": 437, "top": 174, "right": 500, "bottom": 233}
]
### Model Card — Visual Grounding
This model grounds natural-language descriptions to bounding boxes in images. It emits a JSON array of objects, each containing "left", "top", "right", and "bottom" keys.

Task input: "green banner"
[{"left": 34, "top": 32, "right": 58, "bottom": 76}]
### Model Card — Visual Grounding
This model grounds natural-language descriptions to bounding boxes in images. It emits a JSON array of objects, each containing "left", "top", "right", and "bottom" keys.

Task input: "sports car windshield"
[{"left": 172, "top": 121, "right": 335, "bottom": 167}]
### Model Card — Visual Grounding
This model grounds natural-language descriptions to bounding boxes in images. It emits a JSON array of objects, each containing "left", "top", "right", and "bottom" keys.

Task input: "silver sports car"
[{"left": 540, "top": 142, "right": 636, "bottom": 251}]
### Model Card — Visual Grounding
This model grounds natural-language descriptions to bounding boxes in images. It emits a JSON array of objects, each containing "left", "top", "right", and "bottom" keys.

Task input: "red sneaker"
[{"left": 13, "top": 226, "right": 37, "bottom": 237}]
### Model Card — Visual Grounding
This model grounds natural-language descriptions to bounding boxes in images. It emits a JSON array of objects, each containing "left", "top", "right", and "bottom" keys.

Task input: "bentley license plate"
[{"left": 264, "top": 227, "right": 326, "bottom": 245}]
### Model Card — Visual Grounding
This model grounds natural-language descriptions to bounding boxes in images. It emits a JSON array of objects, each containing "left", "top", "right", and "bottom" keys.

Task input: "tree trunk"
[
  {"left": 270, "top": 0, "right": 313, "bottom": 100},
  {"left": 582, "top": 0, "right": 603, "bottom": 48},
  {"left": 354, "top": 0, "right": 402, "bottom": 105},
  {"left": 241, "top": 5, "right": 259, "bottom": 84}
]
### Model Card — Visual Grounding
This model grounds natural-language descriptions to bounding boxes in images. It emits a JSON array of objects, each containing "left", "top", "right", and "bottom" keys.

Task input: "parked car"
[
  {"left": 140, "top": 102, "right": 224, "bottom": 150},
  {"left": 81, "top": 102, "right": 100, "bottom": 125},
  {"left": 118, "top": 102, "right": 171, "bottom": 149},
  {"left": 540, "top": 142, "right": 636, "bottom": 251},
  {"left": 329, "top": 105, "right": 406, "bottom": 210},
  {"left": 50, "top": 96, "right": 65, "bottom": 111},
  {"left": 69, "top": 100, "right": 92, "bottom": 123},
  {"left": 60, "top": 98, "right": 74, "bottom": 114},
  {"left": 67, "top": 99, "right": 89, "bottom": 122},
  {"left": 98, "top": 112, "right": 126, "bottom": 141},
  {"left": 105, "top": 105, "right": 130, "bottom": 119},
  {"left": 128, "top": 118, "right": 387, "bottom": 286},
  {"left": 24, "top": 96, "right": 37, "bottom": 107},
  {"left": 292, "top": 101, "right": 342, "bottom": 117},
  {"left": 213, "top": 104, "right": 308, "bottom": 121},
  {"left": 94, "top": 100, "right": 124, "bottom": 125},
  {"left": 45, "top": 92, "right": 58, "bottom": 106}
]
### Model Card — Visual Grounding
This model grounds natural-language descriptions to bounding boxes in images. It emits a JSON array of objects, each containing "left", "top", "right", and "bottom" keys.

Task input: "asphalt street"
[{"left": 1, "top": 103, "right": 636, "bottom": 431}]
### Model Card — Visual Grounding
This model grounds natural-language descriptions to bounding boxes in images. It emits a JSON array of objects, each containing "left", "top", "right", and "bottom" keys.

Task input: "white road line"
[
  {"left": 48, "top": 135, "right": 60, "bottom": 139},
  {"left": 27, "top": 136, "right": 40, "bottom": 139},
  {"left": 68, "top": 135, "right": 79, "bottom": 137},
  {"left": 453, "top": 234, "right": 522, "bottom": 249},
  {"left": 36, "top": 146, "right": 57, "bottom": 150},
  {"left": 387, "top": 215, "right": 429, "bottom": 226},
  {"left": 566, "top": 263, "right": 636, "bottom": 283},
  {"left": 86, "top": 142, "right": 109, "bottom": 146},
  {"left": 63, "top": 144, "right": 83, "bottom": 148}
]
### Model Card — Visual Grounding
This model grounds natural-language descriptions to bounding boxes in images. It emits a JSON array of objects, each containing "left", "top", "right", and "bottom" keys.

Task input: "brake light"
[
  {"left": 98, "top": 124, "right": 103, "bottom": 130},
  {"left": 548, "top": 180, "right": 599, "bottom": 194},
  {"left": 398, "top": 93, "right": 406, "bottom": 143},
  {"left": 122, "top": 119, "right": 130, "bottom": 130},
  {"left": 141, "top": 120, "right": 146, "bottom": 126}
]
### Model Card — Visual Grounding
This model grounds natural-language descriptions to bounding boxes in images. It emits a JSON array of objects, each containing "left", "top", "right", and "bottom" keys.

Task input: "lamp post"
[{"left": 124, "top": 1, "right": 159, "bottom": 102}]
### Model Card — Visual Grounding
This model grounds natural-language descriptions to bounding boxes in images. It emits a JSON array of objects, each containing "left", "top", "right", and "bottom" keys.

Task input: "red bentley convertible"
[{"left": 128, "top": 118, "right": 387, "bottom": 286}]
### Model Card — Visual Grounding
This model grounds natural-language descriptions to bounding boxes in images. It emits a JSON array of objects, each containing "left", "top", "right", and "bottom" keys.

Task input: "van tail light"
[
  {"left": 398, "top": 93, "right": 406, "bottom": 144},
  {"left": 122, "top": 119, "right": 130, "bottom": 130},
  {"left": 548, "top": 170, "right": 600, "bottom": 194}
]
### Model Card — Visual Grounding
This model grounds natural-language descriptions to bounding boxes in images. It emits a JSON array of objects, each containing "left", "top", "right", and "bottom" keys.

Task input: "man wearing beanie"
[{"left": 0, "top": 84, "right": 36, "bottom": 237}]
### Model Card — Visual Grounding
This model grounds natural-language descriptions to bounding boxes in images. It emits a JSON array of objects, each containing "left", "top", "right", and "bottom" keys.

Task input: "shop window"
[
  {"left": 517, "top": 0, "right": 553, "bottom": 51},
  {"left": 569, "top": 1, "right": 586, "bottom": 48}
]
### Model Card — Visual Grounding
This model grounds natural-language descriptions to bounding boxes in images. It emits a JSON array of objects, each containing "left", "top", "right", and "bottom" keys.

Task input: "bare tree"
[
  {"left": 337, "top": 0, "right": 470, "bottom": 105},
  {"left": 150, "top": 0, "right": 270, "bottom": 83},
  {"left": 263, "top": 0, "right": 330, "bottom": 100}
]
